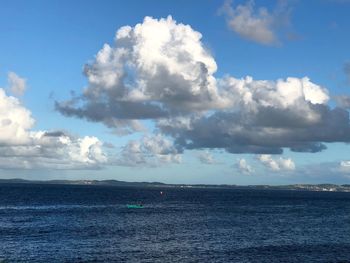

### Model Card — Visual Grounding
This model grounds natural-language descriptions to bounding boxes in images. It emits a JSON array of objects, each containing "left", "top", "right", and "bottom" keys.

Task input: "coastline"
[{"left": 0, "top": 178, "right": 349, "bottom": 192}]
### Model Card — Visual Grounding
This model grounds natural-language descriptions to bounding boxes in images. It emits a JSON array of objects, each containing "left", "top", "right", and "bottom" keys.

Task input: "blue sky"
[{"left": 1, "top": 0, "right": 350, "bottom": 184}]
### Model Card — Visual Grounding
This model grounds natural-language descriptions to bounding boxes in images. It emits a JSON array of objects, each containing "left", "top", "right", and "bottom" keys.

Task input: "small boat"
[{"left": 126, "top": 204, "right": 143, "bottom": 209}]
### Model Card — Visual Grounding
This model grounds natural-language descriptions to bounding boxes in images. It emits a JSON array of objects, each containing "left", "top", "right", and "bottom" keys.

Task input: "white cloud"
[
  {"left": 258, "top": 154, "right": 295, "bottom": 171},
  {"left": 116, "top": 134, "right": 181, "bottom": 167},
  {"left": 0, "top": 86, "right": 107, "bottom": 170},
  {"left": 237, "top": 158, "right": 253, "bottom": 174},
  {"left": 220, "top": 75, "right": 329, "bottom": 110},
  {"left": 7, "top": 72, "right": 27, "bottom": 96},
  {"left": 198, "top": 151, "right": 216, "bottom": 164},
  {"left": 220, "top": 0, "right": 291, "bottom": 45},
  {"left": 0, "top": 88, "right": 34, "bottom": 145},
  {"left": 56, "top": 16, "right": 227, "bottom": 133},
  {"left": 160, "top": 75, "right": 340, "bottom": 154},
  {"left": 340, "top": 160, "right": 350, "bottom": 173},
  {"left": 0, "top": 133, "right": 107, "bottom": 170},
  {"left": 56, "top": 16, "right": 350, "bottom": 157},
  {"left": 340, "top": 160, "right": 350, "bottom": 167}
]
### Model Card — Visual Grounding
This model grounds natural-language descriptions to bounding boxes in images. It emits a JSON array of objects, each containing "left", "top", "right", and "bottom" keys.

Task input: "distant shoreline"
[{"left": 0, "top": 178, "right": 350, "bottom": 192}]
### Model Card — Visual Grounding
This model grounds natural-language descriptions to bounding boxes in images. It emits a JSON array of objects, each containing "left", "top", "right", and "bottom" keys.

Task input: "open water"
[{"left": 0, "top": 183, "right": 350, "bottom": 262}]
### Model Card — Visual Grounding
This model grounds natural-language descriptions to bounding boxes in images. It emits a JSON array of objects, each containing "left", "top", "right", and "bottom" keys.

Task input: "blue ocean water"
[{"left": 0, "top": 184, "right": 350, "bottom": 262}]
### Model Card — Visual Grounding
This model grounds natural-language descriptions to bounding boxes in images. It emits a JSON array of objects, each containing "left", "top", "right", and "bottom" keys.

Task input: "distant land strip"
[{"left": 0, "top": 179, "right": 350, "bottom": 192}]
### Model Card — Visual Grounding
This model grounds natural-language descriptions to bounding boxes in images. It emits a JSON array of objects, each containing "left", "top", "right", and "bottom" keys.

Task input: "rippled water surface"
[{"left": 1, "top": 184, "right": 350, "bottom": 262}]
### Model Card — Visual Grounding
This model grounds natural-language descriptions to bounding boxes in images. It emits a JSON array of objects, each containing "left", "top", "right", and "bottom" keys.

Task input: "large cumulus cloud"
[
  {"left": 56, "top": 16, "right": 227, "bottom": 134},
  {"left": 159, "top": 76, "right": 350, "bottom": 154},
  {"left": 0, "top": 88, "right": 34, "bottom": 145},
  {"left": 0, "top": 87, "right": 107, "bottom": 169},
  {"left": 57, "top": 16, "right": 350, "bottom": 156}
]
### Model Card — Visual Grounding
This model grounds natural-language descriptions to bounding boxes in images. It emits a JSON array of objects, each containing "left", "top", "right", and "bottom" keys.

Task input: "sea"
[{"left": 0, "top": 183, "right": 350, "bottom": 262}]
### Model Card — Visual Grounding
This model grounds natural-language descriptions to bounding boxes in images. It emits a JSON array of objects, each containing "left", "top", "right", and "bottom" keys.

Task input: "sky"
[{"left": 1, "top": 0, "right": 350, "bottom": 184}]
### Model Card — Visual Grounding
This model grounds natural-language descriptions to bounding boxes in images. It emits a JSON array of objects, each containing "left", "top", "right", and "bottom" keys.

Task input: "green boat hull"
[{"left": 127, "top": 204, "right": 143, "bottom": 209}]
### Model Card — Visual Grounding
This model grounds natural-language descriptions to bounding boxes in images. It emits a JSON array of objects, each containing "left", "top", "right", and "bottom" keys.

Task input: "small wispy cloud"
[
  {"left": 335, "top": 95, "right": 350, "bottom": 109},
  {"left": 115, "top": 134, "right": 181, "bottom": 167},
  {"left": 333, "top": 62, "right": 350, "bottom": 109},
  {"left": 219, "top": 0, "right": 292, "bottom": 45},
  {"left": 7, "top": 72, "right": 27, "bottom": 96},
  {"left": 340, "top": 160, "right": 350, "bottom": 173},
  {"left": 236, "top": 158, "right": 253, "bottom": 174},
  {"left": 257, "top": 154, "right": 295, "bottom": 171},
  {"left": 198, "top": 151, "right": 217, "bottom": 164}
]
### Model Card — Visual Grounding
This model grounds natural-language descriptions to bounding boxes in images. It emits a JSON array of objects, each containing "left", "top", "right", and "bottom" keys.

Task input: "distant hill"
[
  {"left": 0, "top": 178, "right": 166, "bottom": 187},
  {"left": 0, "top": 178, "right": 350, "bottom": 192}
]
